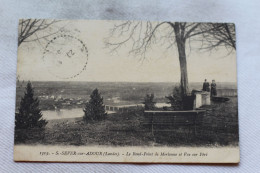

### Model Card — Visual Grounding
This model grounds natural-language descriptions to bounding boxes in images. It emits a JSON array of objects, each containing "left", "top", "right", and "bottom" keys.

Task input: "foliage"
[
  {"left": 15, "top": 82, "right": 47, "bottom": 143},
  {"left": 143, "top": 94, "right": 156, "bottom": 110},
  {"left": 15, "top": 82, "right": 47, "bottom": 129},
  {"left": 83, "top": 88, "right": 107, "bottom": 122},
  {"left": 166, "top": 86, "right": 183, "bottom": 110}
]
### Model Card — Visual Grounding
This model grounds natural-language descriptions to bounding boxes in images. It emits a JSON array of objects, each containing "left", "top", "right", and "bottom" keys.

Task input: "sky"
[{"left": 17, "top": 20, "right": 237, "bottom": 83}]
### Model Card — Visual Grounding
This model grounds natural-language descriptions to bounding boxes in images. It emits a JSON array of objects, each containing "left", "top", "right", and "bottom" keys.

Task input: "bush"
[
  {"left": 14, "top": 127, "right": 45, "bottom": 144},
  {"left": 143, "top": 94, "right": 156, "bottom": 110},
  {"left": 166, "top": 86, "right": 183, "bottom": 110},
  {"left": 83, "top": 88, "right": 107, "bottom": 122}
]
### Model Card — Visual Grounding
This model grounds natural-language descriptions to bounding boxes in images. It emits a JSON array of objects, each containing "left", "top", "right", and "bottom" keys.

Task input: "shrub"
[
  {"left": 143, "top": 94, "right": 156, "bottom": 110},
  {"left": 166, "top": 86, "right": 183, "bottom": 110}
]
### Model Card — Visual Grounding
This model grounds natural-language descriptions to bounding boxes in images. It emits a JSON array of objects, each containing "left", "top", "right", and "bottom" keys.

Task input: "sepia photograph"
[{"left": 14, "top": 19, "right": 239, "bottom": 163}]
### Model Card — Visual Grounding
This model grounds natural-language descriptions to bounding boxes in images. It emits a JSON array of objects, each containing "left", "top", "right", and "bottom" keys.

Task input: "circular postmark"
[{"left": 42, "top": 34, "right": 88, "bottom": 79}]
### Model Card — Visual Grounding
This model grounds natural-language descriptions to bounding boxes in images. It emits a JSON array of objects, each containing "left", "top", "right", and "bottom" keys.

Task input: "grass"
[{"left": 15, "top": 97, "right": 239, "bottom": 147}]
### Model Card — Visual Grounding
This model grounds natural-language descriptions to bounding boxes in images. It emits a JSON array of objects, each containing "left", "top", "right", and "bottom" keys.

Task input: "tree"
[
  {"left": 106, "top": 21, "right": 236, "bottom": 98},
  {"left": 143, "top": 94, "right": 156, "bottom": 110},
  {"left": 83, "top": 88, "right": 107, "bottom": 121},
  {"left": 18, "top": 19, "right": 60, "bottom": 47},
  {"left": 15, "top": 82, "right": 47, "bottom": 129},
  {"left": 199, "top": 23, "right": 236, "bottom": 51}
]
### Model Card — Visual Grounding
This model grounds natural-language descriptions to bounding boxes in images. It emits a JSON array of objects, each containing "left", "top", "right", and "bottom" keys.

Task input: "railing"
[
  {"left": 217, "top": 89, "right": 237, "bottom": 97},
  {"left": 105, "top": 104, "right": 143, "bottom": 113}
]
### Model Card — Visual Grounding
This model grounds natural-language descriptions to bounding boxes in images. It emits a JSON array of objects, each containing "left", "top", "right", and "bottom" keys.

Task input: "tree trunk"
[
  {"left": 173, "top": 24, "right": 190, "bottom": 97},
  {"left": 177, "top": 38, "right": 189, "bottom": 97}
]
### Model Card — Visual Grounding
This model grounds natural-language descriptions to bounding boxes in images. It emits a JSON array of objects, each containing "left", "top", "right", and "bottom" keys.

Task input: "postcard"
[{"left": 14, "top": 19, "right": 239, "bottom": 163}]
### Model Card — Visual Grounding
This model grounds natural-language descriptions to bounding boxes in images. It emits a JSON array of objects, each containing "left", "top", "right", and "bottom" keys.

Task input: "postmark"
[{"left": 42, "top": 34, "right": 88, "bottom": 79}]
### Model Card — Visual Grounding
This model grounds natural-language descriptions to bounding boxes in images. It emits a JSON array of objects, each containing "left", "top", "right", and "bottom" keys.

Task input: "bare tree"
[
  {"left": 105, "top": 21, "right": 236, "bottom": 97},
  {"left": 105, "top": 21, "right": 218, "bottom": 97},
  {"left": 18, "top": 19, "right": 60, "bottom": 47},
  {"left": 199, "top": 23, "right": 236, "bottom": 51}
]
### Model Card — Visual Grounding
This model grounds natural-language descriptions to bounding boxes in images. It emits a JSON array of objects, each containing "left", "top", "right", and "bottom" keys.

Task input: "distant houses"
[{"left": 37, "top": 93, "right": 88, "bottom": 110}]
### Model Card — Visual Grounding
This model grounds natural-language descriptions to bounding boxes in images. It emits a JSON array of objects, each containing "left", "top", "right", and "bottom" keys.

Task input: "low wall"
[{"left": 143, "top": 110, "right": 206, "bottom": 135}]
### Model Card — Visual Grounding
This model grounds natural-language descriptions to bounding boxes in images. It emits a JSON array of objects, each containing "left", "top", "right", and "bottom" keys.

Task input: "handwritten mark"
[{"left": 66, "top": 50, "right": 75, "bottom": 58}]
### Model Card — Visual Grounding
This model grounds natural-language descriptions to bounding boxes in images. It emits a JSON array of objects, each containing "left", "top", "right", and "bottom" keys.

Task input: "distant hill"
[{"left": 15, "top": 81, "right": 237, "bottom": 109}]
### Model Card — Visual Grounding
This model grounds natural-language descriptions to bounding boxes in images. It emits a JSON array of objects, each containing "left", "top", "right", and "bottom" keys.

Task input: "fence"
[{"left": 217, "top": 89, "right": 237, "bottom": 97}]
